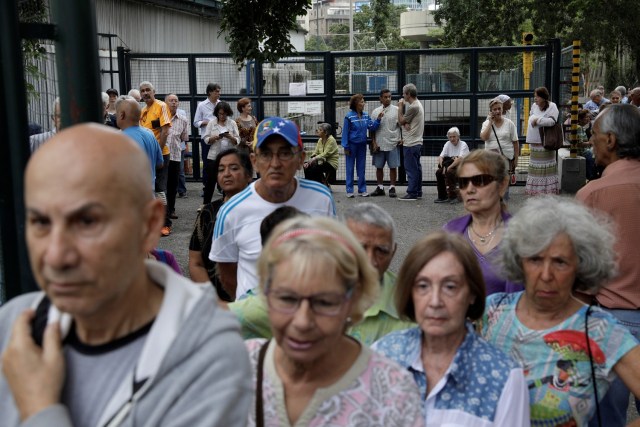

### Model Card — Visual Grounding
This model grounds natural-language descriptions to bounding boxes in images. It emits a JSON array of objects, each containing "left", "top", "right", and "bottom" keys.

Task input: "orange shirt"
[
  {"left": 140, "top": 99, "right": 171, "bottom": 155},
  {"left": 576, "top": 159, "right": 640, "bottom": 309}
]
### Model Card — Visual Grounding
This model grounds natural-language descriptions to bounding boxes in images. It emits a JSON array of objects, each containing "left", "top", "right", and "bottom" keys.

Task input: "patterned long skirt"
[{"left": 525, "top": 143, "right": 559, "bottom": 195}]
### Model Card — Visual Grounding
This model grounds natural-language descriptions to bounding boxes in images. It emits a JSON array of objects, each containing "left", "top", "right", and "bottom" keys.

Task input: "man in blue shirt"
[{"left": 116, "top": 96, "right": 163, "bottom": 190}]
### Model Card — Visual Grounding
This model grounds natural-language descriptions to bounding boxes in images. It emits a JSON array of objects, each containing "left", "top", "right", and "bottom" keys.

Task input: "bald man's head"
[
  {"left": 115, "top": 96, "right": 142, "bottom": 129},
  {"left": 24, "top": 123, "right": 165, "bottom": 313},
  {"left": 27, "top": 123, "right": 153, "bottom": 204}
]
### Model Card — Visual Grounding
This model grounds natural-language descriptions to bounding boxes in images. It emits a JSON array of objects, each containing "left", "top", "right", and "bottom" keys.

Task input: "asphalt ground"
[
  {"left": 157, "top": 181, "right": 535, "bottom": 276},
  {"left": 159, "top": 180, "right": 638, "bottom": 422}
]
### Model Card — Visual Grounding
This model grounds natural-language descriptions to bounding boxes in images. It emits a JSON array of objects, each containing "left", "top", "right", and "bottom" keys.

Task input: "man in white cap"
[{"left": 210, "top": 117, "right": 336, "bottom": 300}]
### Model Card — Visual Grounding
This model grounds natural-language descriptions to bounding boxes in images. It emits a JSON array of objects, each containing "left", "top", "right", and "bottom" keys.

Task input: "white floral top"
[{"left": 246, "top": 339, "right": 424, "bottom": 427}]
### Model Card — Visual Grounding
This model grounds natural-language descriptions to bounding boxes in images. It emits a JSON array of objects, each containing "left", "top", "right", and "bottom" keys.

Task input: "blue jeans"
[
  {"left": 588, "top": 308, "right": 640, "bottom": 427},
  {"left": 345, "top": 143, "right": 367, "bottom": 194},
  {"left": 403, "top": 145, "right": 423, "bottom": 197}
]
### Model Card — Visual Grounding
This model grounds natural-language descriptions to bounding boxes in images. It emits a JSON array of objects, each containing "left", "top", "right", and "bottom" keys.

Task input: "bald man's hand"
[{"left": 2, "top": 310, "right": 65, "bottom": 421}]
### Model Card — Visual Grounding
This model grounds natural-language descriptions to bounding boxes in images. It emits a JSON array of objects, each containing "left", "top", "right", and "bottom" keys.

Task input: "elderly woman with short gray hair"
[
  {"left": 303, "top": 122, "right": 338, "bottom": 186},
  {"left": 481, "top": 196, "right": 640, "bottom": 427}
]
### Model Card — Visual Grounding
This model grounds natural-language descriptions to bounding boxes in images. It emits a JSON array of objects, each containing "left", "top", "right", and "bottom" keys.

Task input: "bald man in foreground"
[{"left": 0, "top": 124, "right": 251, "bottom": 426}]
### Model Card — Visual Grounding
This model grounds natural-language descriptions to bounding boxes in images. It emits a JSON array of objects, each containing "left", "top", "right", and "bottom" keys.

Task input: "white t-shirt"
[
  {"left": 210, "top": 177, "right": 336, "bottom": 298},
  {"left": 525, "top": 102, "right": 559, "bottom": 144},
  {"left": 439, "top": 140, "right": 470, "bottom": 158},
  {"left": 480, "top": 118, "right": 518, "bottom": 160},
  {"left": 371, "top": 104, "right": 401, "bottom": 151}
]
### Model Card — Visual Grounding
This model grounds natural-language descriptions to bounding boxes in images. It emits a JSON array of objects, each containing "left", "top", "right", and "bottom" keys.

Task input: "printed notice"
[
  {"left": 304, "top": 102, "right": 322, "bottom": 115},
  {"left": 307, "top": 80, "right": 324, "bottom": 94},
  {"left": 287, "top": 101, "right": 305, "bottom": 114},
  {"left": 289, "top": 82, "right": 306, "bottom": 96}
]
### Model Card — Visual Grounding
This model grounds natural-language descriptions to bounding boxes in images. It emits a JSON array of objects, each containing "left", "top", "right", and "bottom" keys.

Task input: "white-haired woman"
[
  {"left": 246, "top": 216, "right": 423, "bottom": 427},
  {"left": 524, "top": 86, "right": 560, "bottom": 195},
  {"left": 434, "top": 126, "right": 469, "bottom": 204},
  {"left": 482, "top": 197, "right": 640, "bottom": 427}
]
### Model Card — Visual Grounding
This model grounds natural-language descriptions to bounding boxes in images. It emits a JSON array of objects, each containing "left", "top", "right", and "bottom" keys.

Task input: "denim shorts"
[{"left": 372, "top": 147, "right": 400, "bottom": 169}]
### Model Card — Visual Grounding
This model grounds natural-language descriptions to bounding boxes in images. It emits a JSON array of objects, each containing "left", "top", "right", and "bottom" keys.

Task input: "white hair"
[{"left": 446, "top": 127, "right": 460, "bottom": 137}]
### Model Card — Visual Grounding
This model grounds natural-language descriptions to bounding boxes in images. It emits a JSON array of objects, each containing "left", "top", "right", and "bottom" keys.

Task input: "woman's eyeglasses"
[
  {"left": 457, "top": 174, "right": 496, "bottom": 189},
  {"left": 266, "top": 288, "right": 353, "bottom": 316}
]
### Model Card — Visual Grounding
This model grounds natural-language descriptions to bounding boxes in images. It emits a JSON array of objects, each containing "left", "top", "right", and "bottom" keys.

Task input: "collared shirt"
[
  {"left": 193, "top": 98, "right": 219, "bottom": 135},
  {"left": 576, "top": 158, "right": 640, "bottom": 309},
  {"left": 167, "top": 112, "right": 189, "bottom": 162},
  {"left": 402, "top": 99, "right": 425, "bottom": 147},
  {"left": 373, "top": 323, "right": 530, "bottom": 426},
  {"left": 140, "top": 99, "right": 171, "bottom": 155},
  {"left": 229, "top": 270, "right": 414, "bottom": 345}
]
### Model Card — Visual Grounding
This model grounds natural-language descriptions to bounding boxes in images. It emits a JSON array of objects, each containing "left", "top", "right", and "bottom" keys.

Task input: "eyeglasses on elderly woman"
[
  {"left": 266, "top": 287, "right": 354, "bottom": 316},
  {"left": 457, "top": 174, "right": 496, "bottom": 189}
]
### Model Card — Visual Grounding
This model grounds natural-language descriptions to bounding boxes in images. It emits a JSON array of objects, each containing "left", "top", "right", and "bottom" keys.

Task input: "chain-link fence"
[{"left": 120, "top": 42, "right": 559, "bottom": 184}]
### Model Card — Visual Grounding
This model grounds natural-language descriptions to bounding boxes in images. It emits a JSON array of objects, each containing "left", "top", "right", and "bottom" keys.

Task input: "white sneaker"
[{"left": 346, "top": 193, "right": 355, "bottom": 198}]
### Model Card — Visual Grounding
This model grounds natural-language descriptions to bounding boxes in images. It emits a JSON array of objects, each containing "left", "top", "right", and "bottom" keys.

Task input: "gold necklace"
[{"left": 468, "top": 219, "right": 502, "bottom": 245}]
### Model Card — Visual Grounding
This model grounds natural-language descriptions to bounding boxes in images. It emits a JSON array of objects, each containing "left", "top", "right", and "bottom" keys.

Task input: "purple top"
[{"left": 443, "top": 212, "right": 523, "bottom": 295}]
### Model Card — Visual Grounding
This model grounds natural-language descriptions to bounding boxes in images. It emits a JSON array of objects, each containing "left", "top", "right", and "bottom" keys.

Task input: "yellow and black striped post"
[{"left": 570, "top": 40, "right": 581, "bottom": 158}]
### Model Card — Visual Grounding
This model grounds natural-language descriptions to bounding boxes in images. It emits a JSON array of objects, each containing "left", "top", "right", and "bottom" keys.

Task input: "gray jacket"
[{"left": 0, "top": 261, "right": 253, "bottom": 427}]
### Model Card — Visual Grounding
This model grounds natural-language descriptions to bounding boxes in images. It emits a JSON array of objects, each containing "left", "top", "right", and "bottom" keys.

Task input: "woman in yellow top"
[{"left": 303, "top": 122, "right": 339, "bottom": 187}]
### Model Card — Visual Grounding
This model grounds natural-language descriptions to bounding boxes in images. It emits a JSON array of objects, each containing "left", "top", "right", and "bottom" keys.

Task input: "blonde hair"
[{"left": 258, "top": 216, "right": 379, "bottom": 324}]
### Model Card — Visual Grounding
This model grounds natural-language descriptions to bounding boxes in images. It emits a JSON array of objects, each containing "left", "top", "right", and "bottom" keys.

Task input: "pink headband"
[{"left": 273, "top": 228, "right": 356, "bottom": 255}]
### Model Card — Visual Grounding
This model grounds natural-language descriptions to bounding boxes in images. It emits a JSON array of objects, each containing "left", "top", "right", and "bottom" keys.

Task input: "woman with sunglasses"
[
  {"left": 245, "top": 216, "right": 423, "bottom": 427},
  {"left": 443, "top": 150, "right": 523, "bottom": 295}
]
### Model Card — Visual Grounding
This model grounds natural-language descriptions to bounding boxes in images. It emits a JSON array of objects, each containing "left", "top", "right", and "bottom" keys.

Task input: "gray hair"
[
  {"left": 615, "top": 85, "right": 627, "bottom": 96},
  {"left": 447, "top": 127, "right": 460, "bottom": 137},
  {"left": 403, "top": 83, "right": 417, "bottom": 98},
  {"left": 115, "top": 95, "right": 136, "bottom": 110},
  {"left": 342, "top": 202, "right": 396, "bottom": 242},
  {"left": 317, "top": 122, "right": 332, "bottom": 136},
  {"left": 139, "top": 81, "right": 154, "bottom": 91},
  {"left": 101, "top": 92, "right": 109, "bottom": 107},
  {"left": 589, "top": 89, "right": 602, "bottom": 99},
  {"left": 128, "top": 89, "right": 141, "bottom": 99},
  {"left": 501, "top": 196, "right": 617, "bottom": 293},
  {"left": 595, "top": 104, "right": 640, "bottom": 159}
]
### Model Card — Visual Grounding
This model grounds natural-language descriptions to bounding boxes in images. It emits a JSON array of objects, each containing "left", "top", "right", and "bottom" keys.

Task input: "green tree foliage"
[
  {"left": 434, "top": 0, "right": 640, "bottom": 84},
  {"left": 18, "top": 0, "right": 47, "bottom": 103},
  {"left": 220, "top": 0, "right": 311, "bottom": 67}
]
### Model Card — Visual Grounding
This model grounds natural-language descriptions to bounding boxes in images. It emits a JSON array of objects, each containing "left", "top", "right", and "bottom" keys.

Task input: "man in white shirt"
[
  {"left": 210, "top": 117, "right": 336, "bottom": 299},
  {"left": 370, "top": 89, "right": 401, "bottom": 198},
  {"left": 193, "top": 83, "right": 221, "bottom": 191}
]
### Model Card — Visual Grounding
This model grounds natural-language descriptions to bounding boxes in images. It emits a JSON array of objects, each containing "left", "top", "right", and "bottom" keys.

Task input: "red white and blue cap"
[{"left": 253, "top": 117, "right": 303, "bottom": 150}]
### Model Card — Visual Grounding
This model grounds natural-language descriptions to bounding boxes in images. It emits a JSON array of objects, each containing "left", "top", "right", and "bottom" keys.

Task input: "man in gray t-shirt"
[{"left": 397, "top": 83, "right": 425, "bottom": 200}]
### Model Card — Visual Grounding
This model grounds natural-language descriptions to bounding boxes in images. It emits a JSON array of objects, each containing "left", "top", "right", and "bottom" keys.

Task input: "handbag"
[
  {"left": 491, "top": 125, "right": 517, "bottom": 185},
  {"left": 539, "top": 119, "right": 564, "bottom": 151}
]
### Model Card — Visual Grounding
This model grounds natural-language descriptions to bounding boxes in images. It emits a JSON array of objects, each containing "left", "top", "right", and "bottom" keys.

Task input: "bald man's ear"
[{"left": 141, "top": 198, "right": 165, "bottom": 253}]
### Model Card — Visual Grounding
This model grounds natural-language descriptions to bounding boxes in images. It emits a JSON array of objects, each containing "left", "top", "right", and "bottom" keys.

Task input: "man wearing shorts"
[{"left": 370, "top": 89, "right": 401, "bottom": 198}]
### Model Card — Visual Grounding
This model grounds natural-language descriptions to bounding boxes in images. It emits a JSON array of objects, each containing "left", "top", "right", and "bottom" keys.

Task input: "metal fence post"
[
  {"left": 0, "top": 0, "right": 38, "bottom": 301},
  {"left": 52, "top": 0, "right": 102, "bottom": 126}
]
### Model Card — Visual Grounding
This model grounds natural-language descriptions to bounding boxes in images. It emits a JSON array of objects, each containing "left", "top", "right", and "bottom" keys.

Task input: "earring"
[{"left": 345, "top": 317, "right": 353, "bottom": 326}]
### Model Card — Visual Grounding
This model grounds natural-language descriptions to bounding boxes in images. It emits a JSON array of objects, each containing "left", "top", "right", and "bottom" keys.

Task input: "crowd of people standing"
[{"left": 9, "top": 80, "right": 640, "bottom": 426}]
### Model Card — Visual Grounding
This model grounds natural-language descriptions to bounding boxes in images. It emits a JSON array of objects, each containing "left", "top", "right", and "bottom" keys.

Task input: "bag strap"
[
  {"left": 491, "top": 124, "right": 506, "bottom": 157},
  {"left": 256, "top": 339, "right": 270, "bottom": 427},
  {"left": 585, "top": 305, "right": 601, "bottom": 427}
]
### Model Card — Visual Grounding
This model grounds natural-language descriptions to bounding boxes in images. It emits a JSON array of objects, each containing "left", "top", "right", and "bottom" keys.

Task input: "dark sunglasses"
[{"left": 457, "top": 174, "right": 496, "bottom": 189}]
